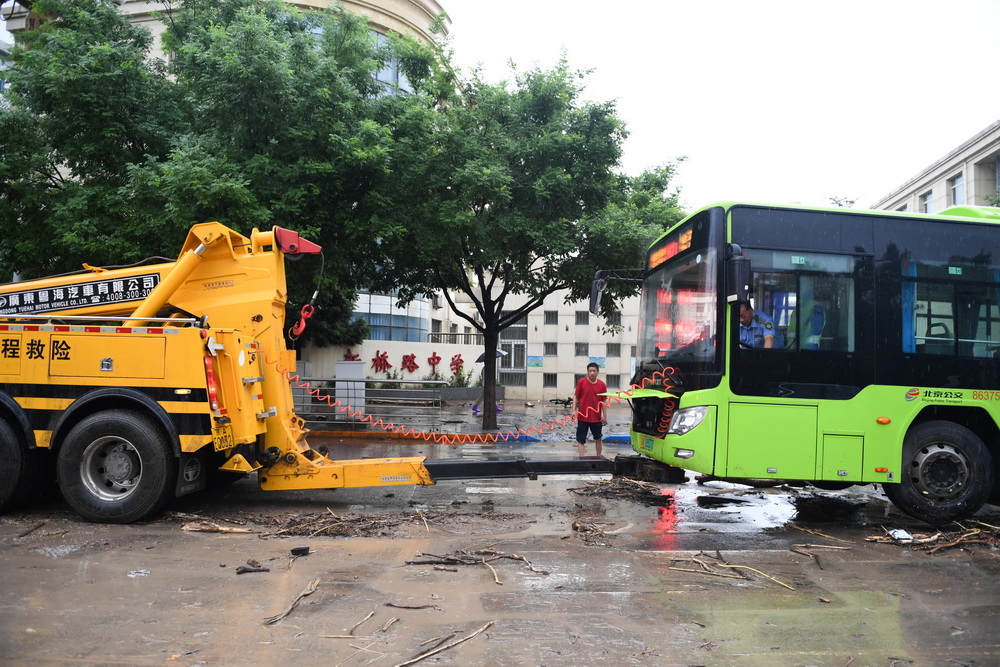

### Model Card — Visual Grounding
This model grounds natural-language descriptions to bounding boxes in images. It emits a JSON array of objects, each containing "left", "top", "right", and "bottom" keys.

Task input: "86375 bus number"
[{"left": 972, "top": 390, "right": 1000, "bottom": 401}]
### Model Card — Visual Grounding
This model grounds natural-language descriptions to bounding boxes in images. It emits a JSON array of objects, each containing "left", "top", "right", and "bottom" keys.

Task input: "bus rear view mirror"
[
  {"left": 590, "top": 270, "right": 609, "bottom": 315},
  {"left": 590, "top": 269, "right": 645, "bottom": 315},
  {"left": 726, "top": 245, "right": 750, "bottom": 303}
]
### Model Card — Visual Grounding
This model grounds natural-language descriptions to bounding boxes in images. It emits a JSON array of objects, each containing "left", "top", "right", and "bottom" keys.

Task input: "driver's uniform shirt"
[{"left": 740, "top": 311, "right": 776, "bottom": 348}]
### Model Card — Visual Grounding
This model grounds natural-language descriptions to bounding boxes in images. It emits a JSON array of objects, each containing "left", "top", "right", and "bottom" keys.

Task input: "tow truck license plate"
[
  {"left": 641, "top": 436, "right": 654, "bottom": 451},
  {"left": 212, "top": 424, "right": 235, "bottom": 451}
]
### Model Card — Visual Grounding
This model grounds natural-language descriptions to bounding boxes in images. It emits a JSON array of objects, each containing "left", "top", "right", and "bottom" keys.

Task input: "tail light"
[{"left": 203, "top": 356, "right": 221, "bottom": 412}]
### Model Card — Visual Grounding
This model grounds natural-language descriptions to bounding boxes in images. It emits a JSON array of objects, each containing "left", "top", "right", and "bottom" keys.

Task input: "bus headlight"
[{"left": 668, "top": 406, "right": 708, "bottom": 435}]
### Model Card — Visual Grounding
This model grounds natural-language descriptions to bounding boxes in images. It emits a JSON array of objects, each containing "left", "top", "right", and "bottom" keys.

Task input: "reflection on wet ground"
[{"left": 5, "top": 402, "right": 1000, "bottom": 666}]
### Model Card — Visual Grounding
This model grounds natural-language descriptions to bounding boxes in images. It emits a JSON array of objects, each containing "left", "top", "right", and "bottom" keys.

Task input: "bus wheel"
[
  {"left": 57, "top": 410, "right": 177, "bottom": 524},
  {"left": 0, "top": 419, "right": 44, "bottom": 512},
  {"left": 883, "top": 420, "right": 994, "bottom": 525}
]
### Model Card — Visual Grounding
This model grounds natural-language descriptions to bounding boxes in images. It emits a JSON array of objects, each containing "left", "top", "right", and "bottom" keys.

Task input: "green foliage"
[
  {"left": 0, "top": 0, "right": 424, "bottom": 346},
  {"left": 448, "top": 367, "right": 476, "bottom": 388},
  {"left": 0, "top": 0, "right": 181, "bottom": 275},
  {"left": 364, "top": 55, "right": 685, "bottom": 425}
]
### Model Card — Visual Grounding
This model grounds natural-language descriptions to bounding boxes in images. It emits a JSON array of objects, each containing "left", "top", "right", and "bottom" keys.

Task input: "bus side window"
[
  {"left": 787, "top": 302, "right": 826, "bottom": 350},
  {"left": 751, "top": 271, "right": 794, "bottom": 349},
  {"left": 746, "top": 251, "right": 856, "bottom": 353}
]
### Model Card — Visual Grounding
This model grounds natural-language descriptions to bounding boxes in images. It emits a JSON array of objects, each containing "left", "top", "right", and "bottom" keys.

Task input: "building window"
[
  {"left": 575, "top": 342, "right": 589, "bottom": 357},
  {"left": 374, "top": 33, "right": 413, "bottom": 94},
  {"left": 949, "top": 173, "right": 965, "bottom": 207},
  {"left": 500, "top": 311, "right": 528, "bottom": 340},
  {"left": 630, "top": 345, "right": 637, "bottom": 357},
  {"left": 358, "top": 311, "right": 427, "bottom": 342},
  {"left": 544, "top": 342, "right": 558, "bottom": 356},
  {"left": 607, "top": 343, "right": 621, "bottom": 357},
  {"left": 575, "top": 311, "right": 589, "bottom": 325},
  {"left": 543, "top": 373, "right": 558, "bottom": 388},
  {"left": 604, "top": 311, "right": 622, "bottom": 327},
  {"left": 897, "top": 204, "right": 908, "bottom": 212},
  {"left": 920, "top": 191, "right": 933, "bottom": 213},
  {"left": 605, "top": 374, "right": 621, "bottom": 389},
  {"left": 544, "top": 310, "right": 558, "bottom": 325}
]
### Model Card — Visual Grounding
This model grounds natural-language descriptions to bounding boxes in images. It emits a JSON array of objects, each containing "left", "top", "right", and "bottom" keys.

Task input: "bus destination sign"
[{"left": 648, "top": 225, "right": 693, "bottom": 269}]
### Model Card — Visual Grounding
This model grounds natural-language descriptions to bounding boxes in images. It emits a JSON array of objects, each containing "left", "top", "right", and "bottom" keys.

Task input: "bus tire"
[
  {"left": 57, "top": 410, "right": 177, "bottom": 524},
  {"left": 0, "top": 419, "right": 44, "bottom": 512},
  {"left": 882, "top": 420, "right": 994, "bottom": 525}
]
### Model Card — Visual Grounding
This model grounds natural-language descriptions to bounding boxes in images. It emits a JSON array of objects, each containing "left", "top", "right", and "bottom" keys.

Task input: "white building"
[{"left": 871, "top": 120, "right": 1000, "bottom": 213}]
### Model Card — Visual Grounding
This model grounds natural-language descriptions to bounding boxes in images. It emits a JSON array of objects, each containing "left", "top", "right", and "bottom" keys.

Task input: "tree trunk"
[{"left": 480, "top": 332, "right": 499, "bottom": 430}]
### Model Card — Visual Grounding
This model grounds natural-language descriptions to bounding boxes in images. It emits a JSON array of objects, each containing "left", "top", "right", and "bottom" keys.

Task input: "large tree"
[
  {"left": 368, "top": 58, "right": 685, "bottom": 428},
  {"left": 0, "top": 0, "right": 432, "bottom": 344}
]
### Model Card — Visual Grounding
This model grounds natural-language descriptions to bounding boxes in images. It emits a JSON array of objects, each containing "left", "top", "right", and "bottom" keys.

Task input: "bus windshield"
[{"left": 637, "top": 239, "right": 718, "bottom": 366}]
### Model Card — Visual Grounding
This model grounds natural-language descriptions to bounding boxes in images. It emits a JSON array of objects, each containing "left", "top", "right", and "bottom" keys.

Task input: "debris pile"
[
  {"left": 866, "top": 520, "right": 999, "bottom": 553},
  {"left": 568, "top": 477, "right": 672, "bottom": 506},
  {"left": 569, "top": 520, "right": 615, "bottom": 547},
  {"left": 404, "top": 548, "right": 548, "bottom": 584},
  {"left": 172, "top": 509, "right": 529, "bottom": 539}
]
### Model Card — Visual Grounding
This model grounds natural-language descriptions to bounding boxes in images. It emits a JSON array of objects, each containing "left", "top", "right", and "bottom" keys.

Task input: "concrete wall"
[{"left": 299, "top": 338, "right": 484, "bottom": 383}]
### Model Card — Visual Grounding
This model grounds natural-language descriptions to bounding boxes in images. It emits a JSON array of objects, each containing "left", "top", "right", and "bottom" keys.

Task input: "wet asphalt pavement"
[{"left": 1, "top": 404, "right": 999, "bottom": 666}]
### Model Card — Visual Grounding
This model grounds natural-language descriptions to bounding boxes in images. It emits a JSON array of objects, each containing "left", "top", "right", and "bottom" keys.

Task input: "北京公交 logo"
[{"left": 905, "top": 388, "right": 920, "bottom": 401}]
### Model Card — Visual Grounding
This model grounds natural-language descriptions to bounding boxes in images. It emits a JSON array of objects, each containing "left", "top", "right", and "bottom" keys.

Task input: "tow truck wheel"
[
  {"left": 57, "top": 410, "right": 177, "bottom": 524},
  {"left": 0, "top": 419, "right": 45, "bottom": 512},
  {"left": 882, "top": 420, "right": 994, "bottom": 525}
]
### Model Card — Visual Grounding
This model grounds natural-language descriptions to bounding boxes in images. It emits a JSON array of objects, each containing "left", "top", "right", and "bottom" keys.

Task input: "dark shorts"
[{"left": 576, "top": 420, "right": 603, "bottom": 443}]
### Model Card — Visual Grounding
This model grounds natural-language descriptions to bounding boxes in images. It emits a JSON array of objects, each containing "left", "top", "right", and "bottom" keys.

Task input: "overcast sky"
[{"left": 445, "top": 0, "right": 1000, "bottom": 210}]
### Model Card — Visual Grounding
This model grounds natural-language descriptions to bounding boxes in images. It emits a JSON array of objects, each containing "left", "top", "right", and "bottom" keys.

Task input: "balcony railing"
[{"left": 427, "top": 332, "right": 484, "bottom": 345}]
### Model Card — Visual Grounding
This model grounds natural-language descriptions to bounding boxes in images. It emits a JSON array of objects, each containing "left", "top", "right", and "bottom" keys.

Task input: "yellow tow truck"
[{"left": 0, "top": 223, "right": 615, "bottom": 522}]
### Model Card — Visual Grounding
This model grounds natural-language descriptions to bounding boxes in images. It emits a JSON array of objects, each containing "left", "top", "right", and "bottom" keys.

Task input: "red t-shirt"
[{"left": 574, "top": 377, "right": 607, "bottom": 423}]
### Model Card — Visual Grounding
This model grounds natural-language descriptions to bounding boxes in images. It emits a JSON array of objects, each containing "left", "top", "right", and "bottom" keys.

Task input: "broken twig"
[
  {"left": 348, "top": 610, "right": 374, "bottom": 635},
  {"left": 393, "top": 620, "right": 496, "bottom": 667},
  {"left": 263, "top": 578, "right": 320, "bottom": 625}
]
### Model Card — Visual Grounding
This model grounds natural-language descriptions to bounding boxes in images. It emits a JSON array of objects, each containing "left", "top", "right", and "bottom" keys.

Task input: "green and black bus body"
[{"left": 624, "top": 202, "right": 999, "bottom": 524}]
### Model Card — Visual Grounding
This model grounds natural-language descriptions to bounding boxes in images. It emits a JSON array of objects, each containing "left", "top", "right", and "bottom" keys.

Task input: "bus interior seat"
[
  {"left": 785, "top": 302, "right": 826, "bottom": 350},
  {"left": 923, "top": 322, "right": 953, "bottom": 355}
]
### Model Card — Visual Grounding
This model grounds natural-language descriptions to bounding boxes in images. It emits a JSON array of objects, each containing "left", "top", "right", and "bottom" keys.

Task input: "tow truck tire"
[
  {"left": 57, "top": 410, "right": 177, "bottom": 524},
  {"left": 0, "top": 419, "right": 44, "bottom": 512},
  {"left": 882, "top": 420, "right": 994, "bottom": 525}
]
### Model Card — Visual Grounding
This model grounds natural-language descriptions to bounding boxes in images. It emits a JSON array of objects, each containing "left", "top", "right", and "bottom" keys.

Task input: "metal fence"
[{"left": 291, "top": 377, "right": 448, "bottom": 433}]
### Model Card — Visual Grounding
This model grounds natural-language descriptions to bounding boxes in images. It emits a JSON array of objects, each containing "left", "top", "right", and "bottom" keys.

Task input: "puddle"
[
  {"left": 695, "top": 495, "right": 752, "bottom": 508},
  {"left": 791, "top": 493, "right": 867, "bottom": 523}
]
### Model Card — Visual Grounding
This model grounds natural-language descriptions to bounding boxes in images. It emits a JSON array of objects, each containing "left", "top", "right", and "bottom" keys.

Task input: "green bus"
[{"left": 593, "top": 202, "right": 1000, "bottom": 524}]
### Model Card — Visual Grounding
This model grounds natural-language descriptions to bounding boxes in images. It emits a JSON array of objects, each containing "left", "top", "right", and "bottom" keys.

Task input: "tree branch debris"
[
  {"left": 395, "top": 620, "right": 496, "bottom": 667},
  {"left": 262, "top": 578, "right": 320, "bottom": 625},
  {"left": 405, "top": 548, "right": 548, "bottom": 584},
  {"left": 668, "top": 551, "right": 795, "bottom": 590},
  {"left": 866, "top": 520, "right": 999, "bottom": 552},
  {"left": 568, "top": 477, "right": 672, "bottom": 506}
]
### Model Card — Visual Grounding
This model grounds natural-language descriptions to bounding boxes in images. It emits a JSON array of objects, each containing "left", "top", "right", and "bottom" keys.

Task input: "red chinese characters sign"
[
  {"left": 401, "top": 354, "right": 419, "bottom": 373},
  {"left": 427, "top": 352, "right": 441, "bottom": 374},
  {"left": 371, "top": 350, "right": 392, "bottom": 373}
]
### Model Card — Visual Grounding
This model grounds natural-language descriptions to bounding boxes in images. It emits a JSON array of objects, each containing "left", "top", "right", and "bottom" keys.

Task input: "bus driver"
[{"left": 739, "top": 303, "right": 776, "bottom": 349}]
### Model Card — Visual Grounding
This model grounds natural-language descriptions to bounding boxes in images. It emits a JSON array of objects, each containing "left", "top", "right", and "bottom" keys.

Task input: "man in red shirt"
[{"left": 572, "top": 362, "right": 608, "bottom": 458}]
